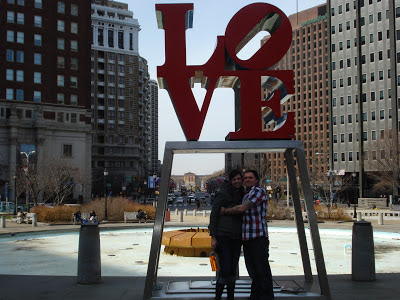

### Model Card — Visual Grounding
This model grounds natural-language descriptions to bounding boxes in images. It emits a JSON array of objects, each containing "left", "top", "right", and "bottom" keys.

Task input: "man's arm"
[{"left": 221, "top": 199, "right": 253, "bottom": 215}]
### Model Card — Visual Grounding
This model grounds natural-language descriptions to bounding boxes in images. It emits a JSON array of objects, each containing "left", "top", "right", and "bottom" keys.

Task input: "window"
[
  {"left": 370, "top": 53, "right": 374, "bottom": 62},
  {"left": 341, "top": 134, "right": 345, "bottom": 143},
  {"left": 348, "top": 96, "right": 352, "bottom": 104},
  {"left": 16, "top": 51, "right": 23, "bottom": 63},
  {"left": 57, "top": 112, "right": 64, "bottom": 123},
  {"left": 7, "top": 0, "right": 15, "bottom": 4},
  {"left": 363, "top": 132, "right": 368, "bottom": 141},
  {"left": 371, "top": 91, "right": 375, "bottom": 101},
  {"left": 363, "top": 112, "right": 367, "bottom": 121},
  {"left": 34, "top": 15, "right": 42, "bottom": 27},
  {"left": 71, "top": 22, "right": 78, "bottom": 34},
  {"left": 370, "top": 33, "right": 374, "bottom": 43},
  {"left": 33, "top": 91, "right": 41, "bottom": 102},
  {"left": 379, "top": 70, "right": 383, "bottom": 80},
  {"left": 7, "top": 11, "right": 15, "bottom": 23},
  {"left": 71, "top": 40, "right": 78, "bottom": 51},
  {"left": 70, "top": 94, "right": 78, "bottom": 105},
  {"left": 57, "top": 38, "right": 65, "bottom": 50},
  {"left": 372, "top": 131, "right": 377, "bottom": 140},
  {"left": 71, "top": 4, "right": 78, "bottom": 16},
  {"left": 57, "top": 20, "right": 65, "bottom": 32},
  {"left": 34, "top": 53, "right": 41, "bottom": 65},
  {"left": 349, "top": 152, "right": 353, "bottom": 162},
  {"left": 16, "top": 70, "right": 23, "bottom": 82},
  {"left": 333, "top": 153, "right": 338, "bottom": 162},
  {"left": 71, "top": 76, "right": 78, "bottom": 88},
  {"left": 372, "top": 111, "right": 376, "bottom": 120},
  {"left": 333, "top": 135, "right": 338, "bottom": 143},
  {"left": 71, "top": 113, "right": 77, "bottom": 123},
  {"left": 15, "top": 89, "right": 23, "bottom": 101},
  {"left": 348, "top": 114, "right": 352, "bottom": 123},
  {"left": 34, "top": 0, "right": 42, "bottom": 9},
  {"left": 380, "top": 110, "right": 385, "bottom": 119},
  {"left": 349, "top": 133, "right": 353, "bottom": 142},
  {"left": 57, "top": 56, "right": 65, "bottom": 68},
  {"left": 58, "top": 2, "right": 65, "bottom": 14},
  {"left": 34, "top": 34, "right": 42, "bottom": 46},
  {"left": 369, "top": 14, "right": 373, "bottom": 24},
  {"left": 63, "top": 144, "right": 72, "bottom": 157},
  {"left": 57, "top": 75, "right": 64, "bottom": 86},
  {"left": 341, "top": 153, "right": 345, "bottom": 162},
  {"left": 6, "top": 49, "right": 14, "bottom": 62},
  {"left": 17, "top": 0, "right": 24, "bottom": 5},
  {"left": 34, "top": 72, "right": 41, "bottom": 84},
  {"left": 57, "top": 93, "right": 64, "bottom": 104},
  {"left": 6, "top": 89, "right": 14, "bottom": 100},
  {"left": 6, "top": 69, "right": 14, "bottom": 81},
  {"left": 71, "top": 58, "right": 78, "bottom": 70},
  {"left": 16, "top": 32, "right": 24, "bottom": 43},
  {"left": 7, "top": 31, "right": 14, "bottom": 42}
]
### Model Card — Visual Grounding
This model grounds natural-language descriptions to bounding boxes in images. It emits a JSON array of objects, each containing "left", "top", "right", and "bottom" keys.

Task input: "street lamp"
[
  {"left": 352, "top": 172, "right": 357, "bottom": 219},
  {"left": 13, "top": 173, "right": 17, "bottom": 215},
  {"left": 20, "top": 150, "right": 35, "bottom": 212},
  {"left": 104, "top": 168, "right": 108, "bottom": 221}
]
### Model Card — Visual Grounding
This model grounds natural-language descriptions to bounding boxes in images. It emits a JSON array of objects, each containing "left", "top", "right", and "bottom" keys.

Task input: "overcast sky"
[{"left": 125, "top": 0, "right": 326, "bottom": 175}]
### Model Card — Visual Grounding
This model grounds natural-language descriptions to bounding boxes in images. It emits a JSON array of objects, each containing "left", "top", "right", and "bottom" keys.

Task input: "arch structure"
[{"left": 143, "top": 140, "right": 331, "bottom": 299}]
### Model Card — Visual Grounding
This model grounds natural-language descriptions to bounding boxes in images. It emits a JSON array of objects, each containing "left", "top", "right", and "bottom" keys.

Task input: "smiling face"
[
  {"left": 244, "top": 171, "right": 258, "bottom": 189},
  {"left": 231, "top": 173, "right": 243, "bottom": 189}
]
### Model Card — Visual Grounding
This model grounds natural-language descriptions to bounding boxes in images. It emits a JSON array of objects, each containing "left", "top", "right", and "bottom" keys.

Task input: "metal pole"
[
  {"left": 104, "top": 169, "right": 108, "bottom": 221},
  {"left": 14, "top": 174, "right": 17, "bottom": 215}
]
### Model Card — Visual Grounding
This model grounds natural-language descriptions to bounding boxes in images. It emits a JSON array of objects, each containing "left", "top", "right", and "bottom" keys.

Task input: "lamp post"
[
  {"left": 352, "top": 172, "right": 357, "bottom": 218},
  {"left": 104, "top": 168, "right": 108, "bottom": 221},
  {"left": 13, "top": 173, "right": 17, "bottom": 215},
  {"left": 20, "top": 150, "right": 35, "bottom": 212}
]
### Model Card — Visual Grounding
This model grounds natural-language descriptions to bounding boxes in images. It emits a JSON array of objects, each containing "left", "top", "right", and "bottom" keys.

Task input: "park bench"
[
  {"left": 124, "top": 211, "right": 147, "bottom": 223},
  {"left": 15, "top": 213, "right": 35, "bottom": 224},
  {"left": 72, "top": 212, "right": 90, "bottom": 224}
]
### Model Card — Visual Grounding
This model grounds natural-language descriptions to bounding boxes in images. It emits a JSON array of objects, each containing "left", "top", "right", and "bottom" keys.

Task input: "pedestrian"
[
  {"left": 221, "top": 169, "right": 274, "bottom": 300},
  {"left": 89, "top": 210, "right": 97, "bottom": 223},
  {"left": 195, "top": 198, "right": 201, "bottom": 211},
  {"left": 209, "top": 170, "right": 244, "bottom": 300}
]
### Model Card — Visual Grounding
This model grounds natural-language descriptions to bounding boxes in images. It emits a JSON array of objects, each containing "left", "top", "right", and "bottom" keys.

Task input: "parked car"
[
  {"left": 188, "top": 195, "right": 195, "bottom": 204},
  {"left": 176, "top": 197, "right": 184, "bottom": 204},
  {"left": 167, "top": 197, "right": 174, "bottom": 205}
]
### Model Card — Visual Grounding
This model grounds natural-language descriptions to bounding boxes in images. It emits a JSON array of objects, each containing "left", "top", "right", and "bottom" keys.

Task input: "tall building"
[
  {"left": 90, "top": 0, "right": 156, "bottom": 196},
  {"left": 330, "top": 0, "right": 399, "bottom": 197},
  {"left": 149, "top": 79, "right": 159, "bottom": 175},
  {"left": 0, "top": 0, "right": 92, "bottom": 202}
]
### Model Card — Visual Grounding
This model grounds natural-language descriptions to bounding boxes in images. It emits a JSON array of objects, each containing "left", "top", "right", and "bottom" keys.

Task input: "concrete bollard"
[
  {"left": 193, "top": 209, "right": 196, "bottom": 216},
  {"left": 184, "top": 209, "right": 187, "bottom": 216},
  {"left": 203, "top": 210, "right": 206, "bottom": 217},
  {"left": 179, "top": 211, "right": 183, "bottom": 222},
  {"left": 1, "top": 215, "right": 6, "bottom": 228},
  {"left": 32, "top": 213, "right": 37, "bottom": 227},
  {"left": 77, "top": 223, "right": 101, "bottom": 284},
  {"left": 352, "top": 220, "right": 375, "bottom": 281},
  {"left": 378, "top": 213, "right": 384, "bottom": 225},
  {"left": 357, "top": 212, "right": 362, "bottom": 222},
  {"left": 175, "top": 208, "right": 178, "bottom": 215}
]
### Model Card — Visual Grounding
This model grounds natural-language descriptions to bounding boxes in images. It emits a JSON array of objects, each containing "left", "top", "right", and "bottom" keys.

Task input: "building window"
[
  {"left": 71, "top": 4, "right": 78, "bottom": 16},
  {"left": 6, "top": 88, "right": 14, "bottom": 100},
  {"left": 16, "top": 70, "right": 23, "bottom": 82},
  {"left": 333, "top": 153, "right": 338, "bottom": 162},
  {"left": 33, "top": 91, "right": 41, "bottom": 102},
  {"left": 57, "top": 38, "right": 65, "bottom": 50},
  {"left": 71, "top": 22, "right": 78, "bottom": 34},
  {"left": 98, "top": 28, "right": 104, "bottom": 46},
  {"left": 349, "top": 152, "right": 353, "bottom": 162},
  {"left": 349, "top": 133, "right": 353, "bottom": 142},
  {"left": 15, "top": 89, "right": 23, "bottom": 100},
  {"left": 57, "top": 56, "right": 65, "bottom": 68},
  {"left": 71, "top": 113, "right": 77, "bottom": 123},
  {"left": 380, "top": 110, "right": 385, "bottom": 119},
  {"left": 7, "top": 11, "right": 14, "bottom": 23},
  {"left": 58, "top": 2, "right": 65, "bottom": 14},
  {"left": 63, "top": 144, "right": 72, "bottom": 157},
  {"left": 70, "top": 94, "right": 78, "bottom": 105},
  {"left": 34, "top": 34, "right": 42, "bottom": 46},
  {"left": 34, "top": 53, "right": 41, "bottom": 65},
  {"left": 7, "top": 30, "right": 14, "bottom": 42},
  {"left": 17, "top": 0, "right": 24, "bottom": 5},
  {"left": 6, "top": 49, "right": 14, "bottom": 62},
  {"left": 108, "top": 30, "right": 114, "bottom": 47},
  {"left": 16, "top": 51, "right": 23, "bottom": 63},
  {"left": 57, "top": 75, "right": 64, "bottom": 86},
  {"left": 70, "top": 58, "right": 78, "bottom": 70},
  {"left": 118, "top": 31, "right": 124, "bottom": 49},
  {"left": 71, "top": 40, "right": 78, "bottom": 51},
  {"left": 6, "top": 69, "right": 14, "bottom": 81},
  {"left": 16, "top": 32, "right": 24, "bottom": 43},
  {"left": 57, "top": 112, "right": 64, "bottom": 123},
  {"left": 34, "top": 15, "right": 42, "bottom": 27},
  {"left": 371, "top": 111, "right": 376, "bottom": 120},
  {"left": 33, "top": 72, "right": 41, "bottom": 84},
  {"left": 71, "top": 76, "right": 78, "bottom": 88},
  {"left": 57, "top": 20, "right": 65, "bottom": 32},
  {"left": 57, "top": 93, "right": 64, "bottom": 104},
  {"left": 372, "top": 131, "right": 377, "bottom": 140},
  {"left": 34, "top": 0, "right": 42, "bottom": 9}
]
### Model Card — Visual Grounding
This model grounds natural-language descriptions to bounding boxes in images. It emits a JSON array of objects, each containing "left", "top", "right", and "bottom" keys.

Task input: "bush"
[
  {"left": 267, "top": 201, "right": 293, "bottom": 220},
  {"left": 31, "top": 205, "right": 77, "bottom": 223}
]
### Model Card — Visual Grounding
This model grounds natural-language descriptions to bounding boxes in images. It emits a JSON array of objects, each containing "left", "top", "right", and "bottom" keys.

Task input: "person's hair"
[
  {"left": 228, "top": 169, "right": 243, "bottom": 182},
  {"left": 244, "top": 169, "right": 259, "bottom": 181}
]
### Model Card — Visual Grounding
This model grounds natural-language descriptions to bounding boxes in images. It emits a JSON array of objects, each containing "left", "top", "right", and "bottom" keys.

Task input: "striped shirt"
[{"left": 242, "top": 185, "right": 268, "bottom": 241}]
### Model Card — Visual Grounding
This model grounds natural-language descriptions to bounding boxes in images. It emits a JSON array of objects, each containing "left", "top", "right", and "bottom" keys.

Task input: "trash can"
[
  {"left": 352, "top": 220, "right": 375, "bottom": 281},
  {"left": 77, "top": 223, "right": 101, "bottom": 284}
]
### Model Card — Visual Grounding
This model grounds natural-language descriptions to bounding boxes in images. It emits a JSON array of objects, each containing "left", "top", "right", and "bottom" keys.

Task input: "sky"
[{"left": 125, "top": 0, "right": 326, "bottom": 175}]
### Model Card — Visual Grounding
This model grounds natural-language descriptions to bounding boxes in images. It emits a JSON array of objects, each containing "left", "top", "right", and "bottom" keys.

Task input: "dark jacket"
[{"left": 208, "top": 183, "right": 244, "bottom": 237}]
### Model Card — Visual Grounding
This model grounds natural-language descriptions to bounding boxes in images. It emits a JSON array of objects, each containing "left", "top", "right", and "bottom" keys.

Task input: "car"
[
  {"left": 167, "top": 197, "right": 174, "bottom": 205},
  {"left": 188, "top": 195, "right": 195, "bottom": 204},
  {"left": 176, "top": 197, "right": 184, "bottom": 204},
  {"left": 200, "top": 196, "right": 207, "bottom": 204}
]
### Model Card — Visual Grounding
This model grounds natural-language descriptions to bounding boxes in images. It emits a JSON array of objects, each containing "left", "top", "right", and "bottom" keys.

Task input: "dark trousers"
[
  {"left": 243, "top": 236, "right": 274, "bottom": 300},
  {"left": 216, "top": 235, "right": 242, "bottom": 285}
]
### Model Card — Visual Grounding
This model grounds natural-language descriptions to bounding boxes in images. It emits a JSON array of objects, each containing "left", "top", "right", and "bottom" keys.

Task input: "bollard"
[
  {"left": 378, "top": 212, "right": 384, "bottom": 225},
  {"left": 193, "top": 209, "right": 196, "bottom": 216},
  {"left": 32, "top": 213, "right": 37, "bottom": 227},
  {"left": 175, "top": 208, "right": 178, "bottom": 215},
  {"left": 352, "top": 220, "right": 375, "bottom": 281},
  {"left": 77, "top": 223, "right": 101, "bottom": 284},
  {"left": 357, "top": 212, "right": 362, "bottom": 222},
  {"left": 184, "top": 209, "right": 187, "bottom": 216},
  {"left": 179, "top": 211, "right": 183, "bottom": 222},
  {"left": 165, "top": 209, "right": 170, "bottom": 222},
  {"left": 1, "top": 215, "right": 6, "bottom": 228},
  {"left": 203, "top": 210, "right": 206, "bottom": 217}
]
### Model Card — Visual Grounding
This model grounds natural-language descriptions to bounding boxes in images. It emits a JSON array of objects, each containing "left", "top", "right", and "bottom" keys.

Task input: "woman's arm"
[{"left": 208, "top": 193, "right": 224, "bottom": 237}]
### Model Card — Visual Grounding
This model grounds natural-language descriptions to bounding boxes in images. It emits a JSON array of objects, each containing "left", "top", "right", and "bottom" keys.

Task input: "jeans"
[
  {"left": 216, "top": 235, "right": 242, "bottom": 285},
  {"left": 243, "top": 236, "right": 274, "bottom": 300}
]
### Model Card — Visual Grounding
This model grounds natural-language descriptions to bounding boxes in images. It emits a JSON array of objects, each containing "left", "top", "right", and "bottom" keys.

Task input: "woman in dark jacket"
[{"left": 209, "top": 169, "right": 244, "bottom": 300}]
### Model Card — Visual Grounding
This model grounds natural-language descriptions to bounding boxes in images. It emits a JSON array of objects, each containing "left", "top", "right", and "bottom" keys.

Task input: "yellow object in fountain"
[{"left": 162, "top": 228, "right": 212, "bottom": 257}]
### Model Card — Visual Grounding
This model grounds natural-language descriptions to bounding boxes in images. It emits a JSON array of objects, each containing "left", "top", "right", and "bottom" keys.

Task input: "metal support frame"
[{"left": 143, "top": 140, "right": 330, "bottom": 299}]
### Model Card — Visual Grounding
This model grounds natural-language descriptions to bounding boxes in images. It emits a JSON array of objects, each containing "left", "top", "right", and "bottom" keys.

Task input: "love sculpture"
[{"left": 156, "top": 3, "right": 295, "bottom": 140}]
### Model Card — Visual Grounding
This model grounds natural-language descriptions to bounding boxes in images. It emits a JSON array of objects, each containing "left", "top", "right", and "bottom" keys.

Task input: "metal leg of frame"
[
  {"left": 143, "top": 146, "right": 174, "bottom": 300},
  {"left": 295, "top": 148, "right": 331, "bottom": 299},
  {"left": 284, "top": 149, "right": 313, "bottom": 281}
]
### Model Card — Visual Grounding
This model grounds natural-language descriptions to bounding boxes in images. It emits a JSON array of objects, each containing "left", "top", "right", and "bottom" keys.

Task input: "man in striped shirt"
[{"left": 221, "top": 169, "right": 273, "bottom": 300}]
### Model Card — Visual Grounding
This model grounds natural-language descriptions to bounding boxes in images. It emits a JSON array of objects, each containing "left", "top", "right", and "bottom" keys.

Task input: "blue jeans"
[
  {"left": 216, "top": 235, "right": 242, "bottom": 285},
  {"left": 243, "top": 236, "right": 274, "bottom": 300}
]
